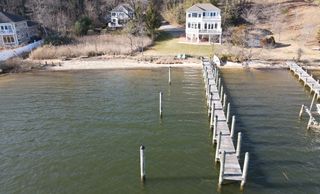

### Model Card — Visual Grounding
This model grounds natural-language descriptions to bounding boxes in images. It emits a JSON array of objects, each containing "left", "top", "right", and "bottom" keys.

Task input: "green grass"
[{"left": 146, "top": 31, "right": 215, "bottom": 57}]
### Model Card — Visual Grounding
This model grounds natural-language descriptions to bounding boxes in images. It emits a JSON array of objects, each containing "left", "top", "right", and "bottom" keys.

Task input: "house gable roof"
[
  {"left": 186, "top": 3, "right": 220, "bottom": 12},
  {"left": 0, "top": 11, "right": 26, "bottom": 23},
  {"left": 111, "top": 3, "right": 134, "bottom": 13}
]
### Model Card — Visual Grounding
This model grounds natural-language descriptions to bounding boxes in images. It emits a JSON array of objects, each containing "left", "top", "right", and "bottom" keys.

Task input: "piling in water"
[
  {"left": 168, "top": 66, "right": 171, "bottom": 85},
  {"left": 212, "top": 115, "right": 218, "bottom": 144},
  {"left": 230, "top": 116, "right": 235, "bottom": 138},
  {"left": 236, "top": 132, "right": 242, "bottom": 159},
  {"left": 241, "top": 152, "right": 249, "bottom": 190},
  {"left": 140, "top": 145, "right": 146, "bottom": 182},
  {"left": 159, "top": 92, "right": 163, "bottom": 118},
  {"left": 299, "top": 104, "right": 304, "bottom": 118},
  {"left": 219, "top": 151, "right": 226, "bottom": 186},
  {"left": 215, "top": 131, "right": 222, "bottom": 163},
  {"left": 226, "top": 103, "right": 230, "bottom": 124},
  {"left": 310, "top": 93, "right": 317, "bottom": 111}
]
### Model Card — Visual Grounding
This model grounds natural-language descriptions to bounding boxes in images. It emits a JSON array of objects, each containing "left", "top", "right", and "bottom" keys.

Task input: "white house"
[
  {"left": 108, "top": 4, "right": 134, "bottom": 28},
  {"left": 185, "top": 3, "right": 222, "bottom": 44},
  {"left": 0, "top": 11, "right": 39, "bottom": 48}
]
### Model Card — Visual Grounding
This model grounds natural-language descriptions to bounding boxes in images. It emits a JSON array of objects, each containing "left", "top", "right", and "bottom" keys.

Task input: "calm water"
[{"left": 0, "top": 68, "right": 319, "bottom": 194}]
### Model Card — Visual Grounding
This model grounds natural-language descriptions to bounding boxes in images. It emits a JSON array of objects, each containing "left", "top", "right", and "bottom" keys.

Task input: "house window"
[
  {"left": 3, "top": 35, "right": 15, "bottom": 44},
  {"left": 203, "top": 12, "right": 205, "bottom": 17},
  {"left": 192, "top": 13, "right": 197, "bottom": 18},
  {"left": 0, "top": 26, "right": 3, "bottom": 30},
  {"left": 4, "top": 26, "right": 8, "bottom": 30},
  {"left": 188, "top": 13, "right": 191, "bottom": 18},
  {"left": 112, "top": 13, "right": 116, "bottom": 16},
  {"left": 215, "top": 23, "right": 217, "bottom": 29},
  {"left": 198, "top": 14, "right": 201, "bottom": 17},
  {"left": 188, "top": 23, "right": 191, "bottom": 28},
  {"left": 204, "top": 23, "right": 207, "bottom": 29},
  {"left": 198, "top": 23, "right": 200, "bottom": 29},
  {"left": 213, "top": 12, "right": 216, "bottom": 16},
  {"left": 210, "top": 12, "right": 213, "bottom": 17}
]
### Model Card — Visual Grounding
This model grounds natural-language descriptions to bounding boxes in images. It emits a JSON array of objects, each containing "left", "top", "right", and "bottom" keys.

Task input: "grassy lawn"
[{"left": 145, "top": 31, "right": 215, "bottom": 57}]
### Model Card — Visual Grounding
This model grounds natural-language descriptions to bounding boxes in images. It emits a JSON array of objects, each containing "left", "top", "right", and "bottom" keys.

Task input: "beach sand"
[{"left": 46, "top": 58, "right": 203, "bottom": 71}]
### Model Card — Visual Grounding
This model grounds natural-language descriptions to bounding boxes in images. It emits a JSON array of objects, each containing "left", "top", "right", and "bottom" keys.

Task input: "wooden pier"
[
  {"left": 288, "top": 61, "right": 320, "bottom": 130},
  {"left": 288, "top": 61, "right": 320, "bottom": 97},
  {"left": 202, "top": 58, "right": 249, "bottom": 190}
]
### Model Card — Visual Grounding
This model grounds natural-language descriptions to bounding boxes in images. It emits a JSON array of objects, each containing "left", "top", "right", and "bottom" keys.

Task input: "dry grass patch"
[{"left": 30, "top": 34, "right": 152, "bottom": 60}]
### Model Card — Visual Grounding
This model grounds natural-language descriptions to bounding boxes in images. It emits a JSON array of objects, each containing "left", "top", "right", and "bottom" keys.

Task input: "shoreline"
[
  {"left": 44, "top": 58, "right": 203, "bottom": 71},
  {"left": 2, "top": 57, "right": 320, "bottom": 75}
]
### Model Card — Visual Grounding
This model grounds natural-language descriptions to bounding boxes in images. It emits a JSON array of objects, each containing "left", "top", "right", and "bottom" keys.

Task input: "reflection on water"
[{"left": 0, "top": 69, "right": 319, "bottom": 194}]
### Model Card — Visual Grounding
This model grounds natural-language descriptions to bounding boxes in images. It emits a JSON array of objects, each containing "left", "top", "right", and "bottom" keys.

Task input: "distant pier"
[
  {"left": 202, "top": 57, "right": 249, "bottom": 190},
  {"left": 288, "top": 61, "right": 320, "bottom": 97},
  {"left": 288, "top": 61, "right": 320, "bottom": 130}
]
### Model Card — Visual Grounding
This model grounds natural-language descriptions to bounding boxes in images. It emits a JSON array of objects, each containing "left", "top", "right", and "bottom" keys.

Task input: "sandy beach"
[
  {"left": 45, "top": 58, "right": 203, "bottom": 71},
  {"left": 27, "top": 57, "right": 320, "bottom": 72}
]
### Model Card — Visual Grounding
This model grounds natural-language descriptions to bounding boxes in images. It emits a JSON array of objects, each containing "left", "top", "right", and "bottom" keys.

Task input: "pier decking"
[
  {"left": 202, "top": 58, "right": 249, "bottom": 189},
  {"left": 288, "top": 61, "right": 320, "bottom": 130},
  {"left": 288, "top": 61, "right": 320, "bottom": 96}
]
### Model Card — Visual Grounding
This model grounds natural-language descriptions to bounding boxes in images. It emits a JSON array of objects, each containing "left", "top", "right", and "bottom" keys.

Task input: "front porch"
[{"left": 186, "top": 33, "right": 222, "bottom": 44}]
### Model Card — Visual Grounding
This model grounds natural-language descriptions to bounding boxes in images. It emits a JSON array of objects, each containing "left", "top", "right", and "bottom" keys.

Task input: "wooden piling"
[
  {"left": 159, "top": 92, "right": 163, "bottom": 117},
  {"left": 215, "top": 131, "right": 222, "bottom": 163},
  {"left": 307, "top": 116, "right": 312, "bottom": 130},
  {"left": 213, "top": 115, "right": 218, "bottom": 144},
  {"left": 226, "top": 103, "right": 230, "bottom": 124},
  {"left": 219, "top": 151, "right": 226, "bottom": 186},
  {"left": 218, "top": 78, "right": 221, "bottom": 93},
  {"left": 310, "top": 93, "right": 317, "bottom": 111},
  {"left": 230, "top": 116, "right": 235, "bottom": 138},
  {"left": 140, "top": 145, "right": 146, "bottom": 182},
  {"left": 220, "top": 86, "right": 224, "bottom": 100},
  {"left": 168, "top": 66, "right": 171, "bottom": 85},
  {"left": 223, "top": 94, "right": 227, "bottom": 109},
  {"left": 236, "top": 132, "right": 242, "bottom": 159},
  {"left": 299, "top": 104, "right": 304, "bottom": 118},
  {"left": 240, "top": 152, "right": 249, "bottom": 190},
  {"left": 210, "top": 103, "right": 215, "bottom": 129}
]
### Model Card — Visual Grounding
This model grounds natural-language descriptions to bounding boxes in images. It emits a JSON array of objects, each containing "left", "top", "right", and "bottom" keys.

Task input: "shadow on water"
[{"left": 219, "top": 71, "right": 268, "bottom": 188}]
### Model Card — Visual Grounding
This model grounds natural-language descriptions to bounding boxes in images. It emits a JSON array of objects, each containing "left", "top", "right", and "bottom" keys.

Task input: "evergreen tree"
[
  {"left": 74, "top": 16, "right": 92, "bottom": 36},
  {"left": 145, "top": 0, "right": 162, "bottom": 40}
]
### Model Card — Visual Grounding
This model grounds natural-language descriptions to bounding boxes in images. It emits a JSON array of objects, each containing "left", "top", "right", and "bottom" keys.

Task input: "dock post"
[
  {"left": 223, "top": 94, "right": 227, "bottom": 109},
  {"left": 159, "top": 92, "right": 163, "bottom": 118},
  {"left": 310, "top": 93, "right": 317, "bottom": 111},
  {"left": 230, "top": 116, "right": 235, "bottom": 138},
  {"left": 240, "top": 152, "right": 249, "bottom": 190},
  {"left": 299, "top": 104, "right": 304, "bottom": 118},
  {"left": 307, "top": 116, "right": 312, "bottom": 130},
  {"left": 218, "top": 151, "right": 226, "bottom": 186},
  {"left": 215, "top": 71, "right": 219, "bottom": 84},
  {"left": 215, "top": 131, "right": 222, "bottom": 163},
  {"left": 236, "top": 132, "right": 242, "bottom": 159},
  {"left": 213, "top": 115, "right": 218, "bottom": 143},
  {"left": 140, "top": 145, "right": 146, "bottom": 182},
  {"left": 226, "top": 103, "right": 230, "bottom": 124},
  {"left": 168, "top": 66, "right": 171, "bottom": 85},
  {"left": 218, "top": 78, "right": 221, "bottom": 92},
  {"left": 220, "top": 86, "right": 224, "bottom": 100},
  {"left": 210, "top": 103, "right": 215, "bottom": 129}
]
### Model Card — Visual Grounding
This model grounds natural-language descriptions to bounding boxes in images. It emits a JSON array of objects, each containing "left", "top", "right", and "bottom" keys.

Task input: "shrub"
[
  {"left": 231, "top": 25, "right": 247, "bottom": 46},
  {"left": 74, "top": 17, "right": 92, "bottom": 36},
  {"left": 260, "top": 36, "right": 276, "bottom": 48},
  {"left": 44, "top": 35, "right": 73, "bottom": 46}
]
